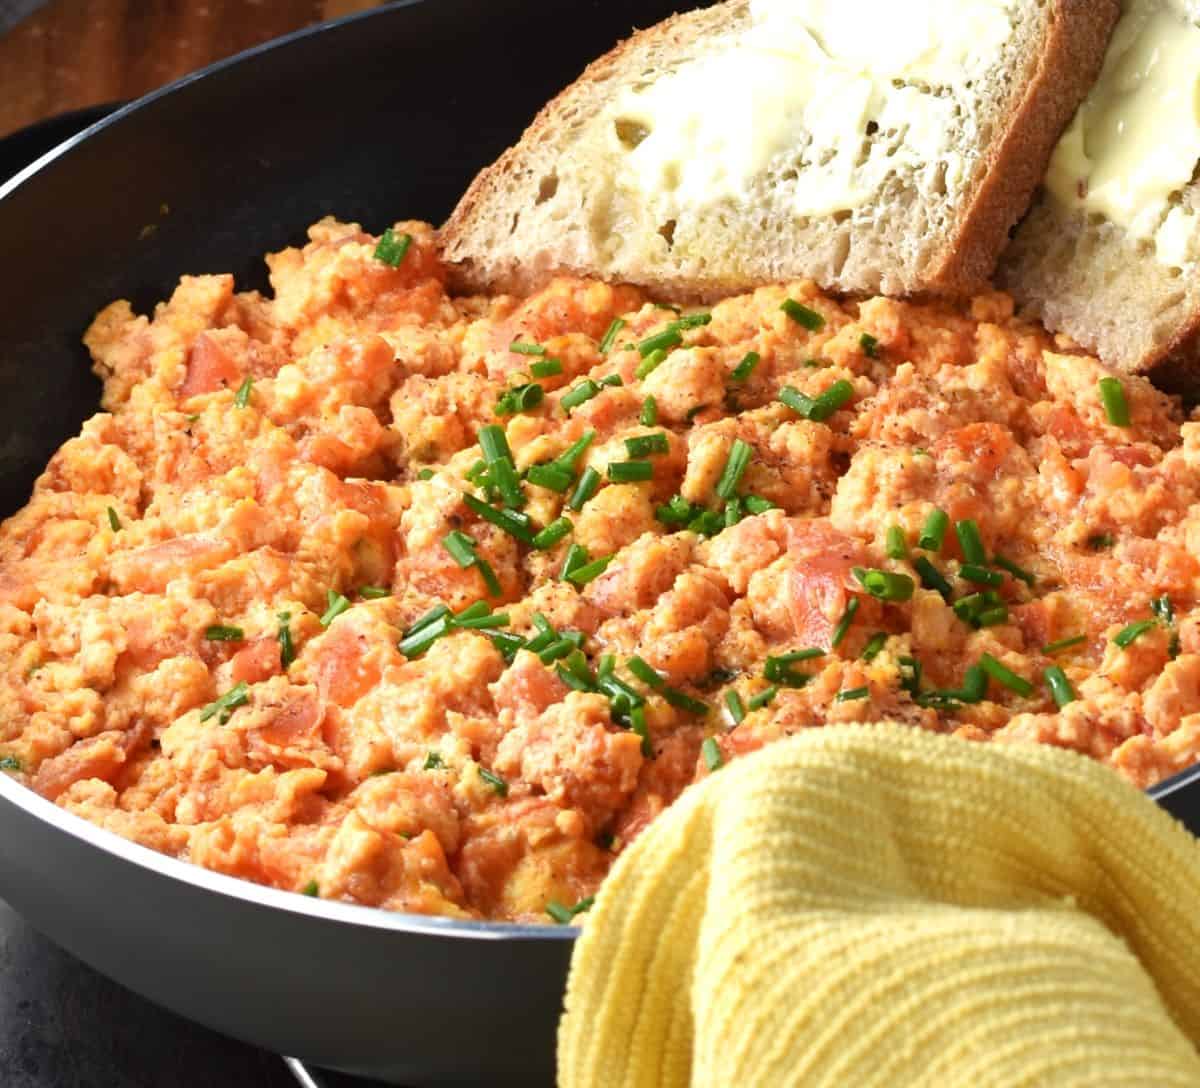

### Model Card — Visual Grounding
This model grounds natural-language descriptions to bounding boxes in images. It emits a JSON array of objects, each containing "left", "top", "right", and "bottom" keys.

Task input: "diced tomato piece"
[
  {"left": 231, "top": 638, "right": 284, "bottom": 685},
  {"left": 180, "top": 332, "right": 243, "bottom": 397}
]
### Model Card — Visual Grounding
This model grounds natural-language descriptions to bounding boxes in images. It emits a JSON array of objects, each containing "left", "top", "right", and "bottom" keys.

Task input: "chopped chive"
[
  {"left": 655, "top": 494, "right": 695, "bottom": 527},
  {"left": 561, "top": 379, "right": 601, "bottom": 411},
  {"left": 724, "top": 690, "right": 746, "bottom": 724},
  {"left": 527, "top": 463, "right": 574, "bottom": 492},
  {"left": 1151, "top": 595, "right": 1176, "bottom": 625},
  {"left": 638, "top": 328, "right": 683, "bottom": 357},
  {"left": 478, "top": 423, "right": 512, "bottom": 465},
  {"left": 204, "top": 624, "right": 244, "bottom": 642},
  {"left": 640, "top": 397, "right": 658, "bottom": 426},
  {"left": 443, "top": 530, "right": 478, "bottom": 568},
  {"left": 724, "top": 496, "right": 743, "bottom": 528},
  {"left": 453, "top": 610, "right": 510, "bottom": 630},
  {"left": 1114, "top": 619, "right": 1156, "bottom": 649},
  {"left": 960, "top": 564, "right": 1003, "bottom": 587},
  {"left": 898, "top": 656, "right": 922, "bottom": 695},
  {"left": 628, "top": 704, "right": 652, "bottom": 755},
  {"left": 624, "top": 432, "right": 670, "bottom": 458},
  {"left": 417, "top": 468, "right": 435, "bottom": 480},
  {"left": 913, "top": 556, "right": 952, "bottom": 600},
  {"left": 778, "top": 381, "right": 853, "bottom": 422},
  {"left": 661, "top": 686, "right": 710, "bottom": 715},
  {"left": 563, "top": 649, "right": 595, "bottom": 685},
  {"left": 200, "top": 681, "right": 250, "bottom": 724},
  {"left": 599, "top": 374, "right": 624, "bottom": 388},
  {"left": 598, "top": 317, "right": 626, "bottom": 354},
  {"left": 687, "top": 510, "right": 724, "bottom": 537},
  {"left": 885, "top": 525, "right": 907, "bottom": 560},
  {"left": 992, "top": 554, "right": 1035, "bottom": 587},
  {"left": 835, "top": 686, "right": 870, "bottom": 702},
  {"left": 918, "top": 508, "right": 949, "bottom": 552},
  {"left": 566, "top": 554, "right": 614, "bottom": 586},
  {"left": 628, "top": 656, "right": 664, "bottom": 688},
  {"left": 538, "top": 638, "right": 574, "bottom": 665},
  {"left": 975, "top": 605, "right": 1009, "bottom": 628},
  {"left": 597, "top": 673, "right": 643, "bottom": 708},
  {"left": 0, "top": 756, "right": 21, "bottom": 772},
  {"left": 532, "top": 517, "right": 573, "bottom": 550},
  {"left": 424, "top": 751, "right": 445, "bottom": 770},
  {"left": 747, "top": 686, "right": 778, "bottom": 710},
  {"left": 958, "top": 664, "right": 987, "bottom": 704},
  {"left": 1044, "top": 665, "right": 1077, "bottom": 708},
  {"left": 779, "top": 386, "right": 817, "bottom": 417},
  {"left": 567, "top": 467, "right": 601, "bottom": 511},
  {"left": 702, "top": 737, "right": 724, "bottom": 771},
  {"left": 780, "top": 298, "right": 825, "bottom": 331},
  {"left": 774, "top": 649, "right": 825, "bottom": 663},
  {"left": 672, "top": 312, "right": 712, "bottom": 330},
  {"left": 106, "top": 506, "right": 121, "bottom": 531},
  {"left": 476, "top": 558, "right": 502, "bottom": 596},
  {"left": 373, "top": 228, "right": 412, "bottom": 267},
  {"left": 509, "top": 341, "right": 546, "bottom": 356},
  {"left": 496, "top": 382, "right": 544, "bottom": 416},
  {"left": 955, "top": 519, "right": 986, "bottom": 565},
  {"left": 530, "top": 357, "right": 563, "bottom": 379},
  {"left": 555, "top": 663, "right": 594, "bottom": 692},
  {"left": 715, "top": 439, "right": 753, "bottom": 501},
  {"left": 462, "top": 494, "right": 535, "bottom": 544},
  {"left": 812, "top": 380, "right": 854, "bottom": 420},
  {"left": 398, "top": 613, "right": 452, "bottom": 658},
  {"left": 831, "top": 598, "right": 859, "bottom": 648},
  {"left": 359, "top": 585, "right": 390, "bottom": 599},
  {"left": 597, "top": 654, "right": 616, "bottom": 678},
  {"left": 404, "top": 603, "right": 452, "bottom": 637},
  {"left": 277, "top": 611, "right": 296, "bottom": 669},
  {"left": 478, "top": 767, "right": 508, "bottom": 797},
  {"left": 490, "top": 630, "right": 526, "bottom": 662},
  {"left": 862, "top": 632, "right": 888, "bottom": 661},
  {"left": 978, "top": 654, "right": 1033, "bottom": 697},
  {"left": 302, "top": 880, "right": 320, "bottom": 897},
  {"left": 560, "top": 543, "right": 589, "bottom": 582},
  {"left": 455, "top": 602, "right": 491, "bottom": 625},
  {"left": 859, "top": 333, "right": 880, "bottom": 358},
  {"left": 635, "top": 349, "right": 668, "bottom": 380},
  {"left": 234, "top": 376, "right": 253, "bottom": 408},
  {"left": 731, "top": 351, "right": 760, "bottom": 381},
  {"left": 853, "top": 567, "right": 915, "bottom": 602},
  {"left": 764, "top": 655, "right": 814, "bottom": 688},
  {"left": 319, "top": 590, "right": 351, "bottom": 627},
  {"left": 743, "top": 495, "right": 775, "bottom": 515},
  {"left": 1099, "top": 377, "right": 1130, "bottom": 427},
  {"left": 607, "top": 461, "right": 653, "bottom": 482},
  {"left": 1043, "top": 634, "right": 1086, "bottom": 655},
  {"left": 546, "top": 896, "right": 595, "bottom": 924}
]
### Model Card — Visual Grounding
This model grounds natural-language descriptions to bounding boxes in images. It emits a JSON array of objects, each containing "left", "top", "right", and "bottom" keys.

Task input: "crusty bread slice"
[
  {"left": 442, "top": 0, "right": 1117, "bottom": 302},
  {"left": 999, "top": 2, "right": 1200, "bottom": 391}
]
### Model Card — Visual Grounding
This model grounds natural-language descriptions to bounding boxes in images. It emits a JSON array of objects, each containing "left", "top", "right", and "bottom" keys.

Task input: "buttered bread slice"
[
  {"left": 1000, "top": 0, "right": 1200, "bottom": 388},
  {"left": 443, "top": 0, "right": 1117, "bottom": 301}
]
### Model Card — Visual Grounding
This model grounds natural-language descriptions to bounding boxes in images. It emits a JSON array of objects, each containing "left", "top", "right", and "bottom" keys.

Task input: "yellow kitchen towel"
[{"left": 558, "top": 724, "right": 1200, "bottom": 1087}]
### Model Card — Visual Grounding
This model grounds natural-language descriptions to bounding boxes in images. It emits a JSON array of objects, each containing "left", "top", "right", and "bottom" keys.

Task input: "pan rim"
[{"left": 0, "top": 0, "right": 575, "bottom": 943}]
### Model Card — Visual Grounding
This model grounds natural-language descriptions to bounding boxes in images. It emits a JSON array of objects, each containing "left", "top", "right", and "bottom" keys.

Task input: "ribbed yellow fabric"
[{"left": 558, "top": 724, "right": 1200, "bottom": 1087}]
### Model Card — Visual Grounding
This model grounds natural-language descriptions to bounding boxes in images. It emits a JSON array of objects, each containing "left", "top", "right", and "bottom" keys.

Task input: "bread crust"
[
  {"left": 928, "top": 0, "right": 1119, "bottom": 294},
  {"left": 443, "top": 0, "right": 1118, "bottom": 302}
]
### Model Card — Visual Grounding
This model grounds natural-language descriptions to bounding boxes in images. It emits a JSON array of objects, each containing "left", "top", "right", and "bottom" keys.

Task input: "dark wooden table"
[
  {"left": 0, "top": 8, "right": 394, "bottom": 1084},
  {"left": 0, "top": 0, "right": 387, "bottom": 139}
]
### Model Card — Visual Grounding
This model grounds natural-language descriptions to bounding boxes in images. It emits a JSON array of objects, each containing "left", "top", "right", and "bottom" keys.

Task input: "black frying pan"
[{"left": 3, "top": 2, "right": 1200, "bottom": 1085}]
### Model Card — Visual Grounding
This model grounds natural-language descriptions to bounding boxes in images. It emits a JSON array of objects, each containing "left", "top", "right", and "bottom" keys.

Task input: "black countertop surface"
[{"left": 0, "top": 898, "right": 298, "bottom": 1088}]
